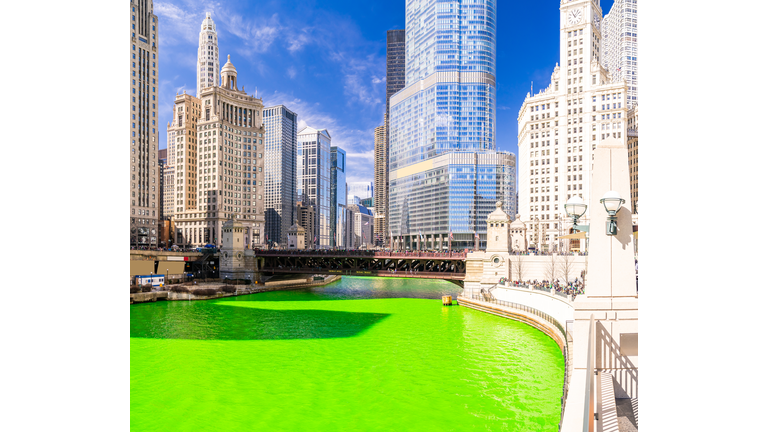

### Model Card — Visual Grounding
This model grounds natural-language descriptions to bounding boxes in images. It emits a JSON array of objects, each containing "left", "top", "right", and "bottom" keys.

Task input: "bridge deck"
[{"left": 256, "top": 251, "right": 466, "bottom": 281}]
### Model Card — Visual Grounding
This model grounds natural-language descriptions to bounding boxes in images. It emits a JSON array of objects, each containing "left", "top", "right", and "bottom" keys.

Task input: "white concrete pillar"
[{"left": 567, "top": 137, "right": 639, "bottom": 418}]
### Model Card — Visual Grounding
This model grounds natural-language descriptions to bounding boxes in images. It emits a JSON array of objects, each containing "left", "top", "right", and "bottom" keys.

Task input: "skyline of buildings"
[{"left": 144, "top": 1, "right": 638, "bottom": 251}]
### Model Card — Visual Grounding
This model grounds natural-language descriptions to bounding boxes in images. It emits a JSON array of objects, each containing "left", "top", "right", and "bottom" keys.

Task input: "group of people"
[{"left": 504, "top": 278, "right": 585, "bottom": 296}]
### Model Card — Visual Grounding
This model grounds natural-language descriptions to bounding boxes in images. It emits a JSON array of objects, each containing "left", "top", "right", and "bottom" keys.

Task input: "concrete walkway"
[{"left": 615, "top": 398, "right": 638, "bottom": 432}]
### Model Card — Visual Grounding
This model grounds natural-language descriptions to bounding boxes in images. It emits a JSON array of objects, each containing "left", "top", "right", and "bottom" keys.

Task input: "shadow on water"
[{"left": 130, "top": 302, "right": 390, "bottom": 341}]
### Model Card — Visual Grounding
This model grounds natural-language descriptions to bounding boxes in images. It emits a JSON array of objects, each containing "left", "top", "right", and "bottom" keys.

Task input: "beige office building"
[
  {"left": 130, "top": 0, "right": 160, "bottom": 246},
  {"left": 167, "top": 93, "right": 202, "bottom": 215},
  {"left": 172, "top": 55, "right": 266, "bottom": 248},
  {"left": 373, "top": 123, "right": 387, "bottom": 247}
]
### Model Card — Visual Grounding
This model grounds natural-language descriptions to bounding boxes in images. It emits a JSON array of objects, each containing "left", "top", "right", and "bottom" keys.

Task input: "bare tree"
[
  {"left": 559, "top": 252, "right": 576, "bottom": 284},
  {"left": 545, "top": 253, "right": 559, "bottom": 283},
  {"left": 511, "top": 252, "right": 527, "bottom": 282}
]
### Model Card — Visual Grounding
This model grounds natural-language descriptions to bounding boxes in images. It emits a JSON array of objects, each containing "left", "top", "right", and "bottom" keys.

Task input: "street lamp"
[
  {"left": 564, "top": 195, "right": 589, "bottom": 233},
  {"left": 600, "top": 190, "right": 625, "bottom": 236},
  {"left": 564, "top": 196, "right": 589, "bottom": 253}
]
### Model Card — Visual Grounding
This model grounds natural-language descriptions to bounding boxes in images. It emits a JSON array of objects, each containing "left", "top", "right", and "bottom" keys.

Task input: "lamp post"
[
  {"left": 564, "top": 195, "right": 588, "bottom": 253},
  {"left": 600, "top": 191, "right": 625, "bottom": 236}
]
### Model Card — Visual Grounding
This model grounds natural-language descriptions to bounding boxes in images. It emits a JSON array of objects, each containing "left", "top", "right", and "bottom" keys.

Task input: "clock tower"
[{"left": 560, "top": 0, "right": 604, "bottom": 93}]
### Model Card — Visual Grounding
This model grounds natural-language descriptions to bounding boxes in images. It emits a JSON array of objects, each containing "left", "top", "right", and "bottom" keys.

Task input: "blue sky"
[{"left": 156, "top": 0, "right": 615, "bottom": 183}]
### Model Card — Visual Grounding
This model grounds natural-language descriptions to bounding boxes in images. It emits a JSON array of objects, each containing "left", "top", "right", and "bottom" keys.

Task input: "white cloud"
[
  {"left": 287, "top": 66, "right": 297, "bottom": 79},
  {"left": 154, "top": 2, "right": 202, "bottom": 45},
  {"left": 219, "top": 12, "right": 282, "bottom": 57},
  {"left": 287, "top": 30, "right": 312, "bottom": 53}
]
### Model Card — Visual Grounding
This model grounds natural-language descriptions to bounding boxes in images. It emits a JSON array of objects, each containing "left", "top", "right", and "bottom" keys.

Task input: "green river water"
[{"left": 131, "top": 277, "right": 564, "bottom": 431}]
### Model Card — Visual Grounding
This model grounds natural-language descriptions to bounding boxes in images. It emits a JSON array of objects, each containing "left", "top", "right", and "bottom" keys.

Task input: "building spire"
[{"left": 197, "top": 12, "right": 219, "bottom": 96}]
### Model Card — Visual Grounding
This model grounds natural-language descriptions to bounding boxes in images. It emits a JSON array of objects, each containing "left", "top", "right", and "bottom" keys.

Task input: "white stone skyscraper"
[
  {"left": 601, "top": 0, "right": 638, "bottom": 107},
  {"left": 516, "top": 0, "right": 629, "bottom": 252},
  {"left": 197, "top": 12, "right": 219, "bottom": 97}
]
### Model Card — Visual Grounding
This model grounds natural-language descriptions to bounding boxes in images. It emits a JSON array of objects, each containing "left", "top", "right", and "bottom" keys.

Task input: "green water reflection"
[{"left": 131, "top": 277, "right": 563, "bottom": 431}]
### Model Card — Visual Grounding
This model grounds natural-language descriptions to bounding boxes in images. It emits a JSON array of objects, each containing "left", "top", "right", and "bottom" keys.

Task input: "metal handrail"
[
  {"left": 468, "top": 295, "right": 566, "bottom": 338},
  {"left": 583, "top": 314, "right": 595, "bottom": 432}
]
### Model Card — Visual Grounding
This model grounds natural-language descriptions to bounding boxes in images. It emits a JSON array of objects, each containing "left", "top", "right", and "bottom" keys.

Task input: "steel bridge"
[{"left": 255, "top": 250, "right": 467, "bottom": 282}]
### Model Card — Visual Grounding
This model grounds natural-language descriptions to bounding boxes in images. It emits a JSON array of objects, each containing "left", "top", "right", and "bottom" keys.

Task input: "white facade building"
[
  {"left": 197, "top": 12, "right": 220, "bottom": 97},
  {"left": 517, "top": 0, "right": 629, "bottom": 252},
  {"left": 601, "top": 0, "right": 638, "bottom": 107}
]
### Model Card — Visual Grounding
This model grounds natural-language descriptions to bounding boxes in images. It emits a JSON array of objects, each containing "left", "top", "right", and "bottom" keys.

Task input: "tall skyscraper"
[
  {"left": 297, "top": 127, "right": 332, "bottom": 248},
  {"left": 330, "top": 146, "right": 348, "bottom": 248},
  {"left": 263, "top": 105, "right": 298, "bottom": 246},
  {"left": 389, "top": 0, "right": 510, "bottom": 250},
  {"left": 373, "top": 124, "right": 387, "bottom": 246},
  {"left": 601, "top": 0, "right": 638, "bottom": 107},
  {"left": 376, "top": 30, "right": 406, "bottom": 247},
  {"left": 386, "top": 30, "right": 406, "bottom": 121},
  {"left": 517, "top": 0, "right": 629, "bottom": 252},
  {"left": 172, "top": 55, "right": 266, "bottom": 248},
  {"left": 130, "top": 0, "right": 160, "bottom": 247},
  {"left": 197, "top": 12, "right": 220, "bottom": 97}
]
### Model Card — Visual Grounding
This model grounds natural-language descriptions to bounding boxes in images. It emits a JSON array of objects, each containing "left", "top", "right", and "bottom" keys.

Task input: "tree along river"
[{"left": 131, "top": 277, "right": 564, "bottom": 431}]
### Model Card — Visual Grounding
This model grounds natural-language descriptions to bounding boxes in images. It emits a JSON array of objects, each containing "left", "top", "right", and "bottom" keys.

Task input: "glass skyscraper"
[
  {"left": 390, "top": 0, "right": 496, "bottom": 170},
  {"left": 297, "top": 127, "right": 332, "bottom": 248},
  {"left": 330, "top": 146, "right": 348, "bottom": 248},
  {"left": 263, "top": 105, "right": 298, "bottom": 246},
  {"left": 389, "top": 0, "right": 512, "bottom": 249}
]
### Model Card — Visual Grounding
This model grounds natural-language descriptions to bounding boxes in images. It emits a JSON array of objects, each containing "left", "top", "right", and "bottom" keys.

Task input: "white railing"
[{"left": 583, "top": 314, "right": 596, "bottom": 432}]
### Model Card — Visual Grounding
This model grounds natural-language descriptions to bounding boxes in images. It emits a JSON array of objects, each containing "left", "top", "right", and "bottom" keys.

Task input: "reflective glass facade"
[
  {"left": 297, "top": 127, "right": 331, "bottom": 248},
  {"left": 330, "top": 146, "right": 348, "bottom": 248},
  {"left": 263, "top": 105, "right": 297, "bottom": 246},
  {"left": 389, "top": 151, "right": 515, "bottom": 250},
  {"left": 388, "top": 0, "right": 505, "bottom": 246}
]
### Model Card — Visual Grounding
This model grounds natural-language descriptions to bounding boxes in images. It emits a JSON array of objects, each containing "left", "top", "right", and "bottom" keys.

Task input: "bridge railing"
[{"left": 255, "top": 249, "right": 467, "bottom": 259}]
